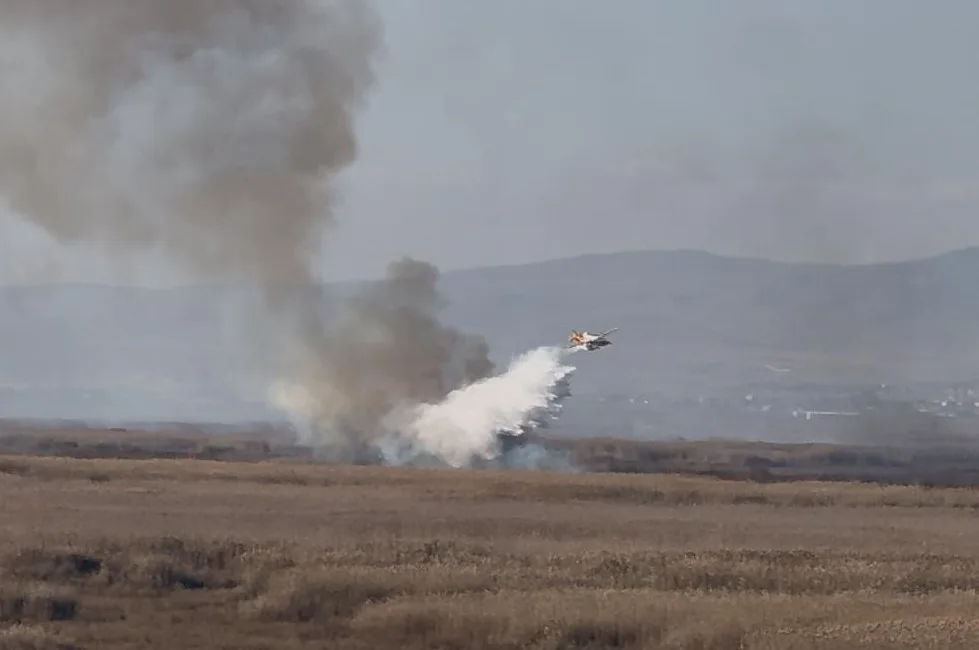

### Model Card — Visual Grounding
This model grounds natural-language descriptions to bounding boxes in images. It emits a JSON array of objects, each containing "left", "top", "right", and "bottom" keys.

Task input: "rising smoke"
[
  {"left": 273, "top": 344, "right": 575, "bottom": 467},
  {"left": 0, "top": 0, "right": 573, "bottom": 466},
  {"left": 269, "top": 256, "right": 499, "bottom": 459},
  {"left": 0, "top": 0, "right": 378, "bottom": 285}
]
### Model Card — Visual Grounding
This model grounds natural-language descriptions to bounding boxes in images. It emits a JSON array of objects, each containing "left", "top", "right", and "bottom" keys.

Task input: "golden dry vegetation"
[{"left": 4, "top": 437, "right": 979, "bottom": 649}]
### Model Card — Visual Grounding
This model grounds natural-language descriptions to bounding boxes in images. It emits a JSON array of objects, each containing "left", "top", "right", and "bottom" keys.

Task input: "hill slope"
[
  {"left": 439, "top": 247, "right": 979, "bottom": 391},
  {"left": 2, "top": 248, "right": 979, "bottom": 421}
]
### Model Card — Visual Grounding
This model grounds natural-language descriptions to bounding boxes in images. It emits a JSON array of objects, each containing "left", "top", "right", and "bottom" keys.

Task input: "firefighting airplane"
[{"left": 566, "top": 328, "right": 619, "bottom": 352}]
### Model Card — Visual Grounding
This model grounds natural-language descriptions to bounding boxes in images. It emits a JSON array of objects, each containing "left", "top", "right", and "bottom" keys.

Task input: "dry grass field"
[{"left": 4, "top": 432, "right": 979, "bottom": 649}]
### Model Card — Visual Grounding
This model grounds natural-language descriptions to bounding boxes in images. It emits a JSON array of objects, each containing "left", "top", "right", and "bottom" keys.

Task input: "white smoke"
[
  {"left": 395, "top": 346, "right": 575, "bottom": 467},
  {"left": 271, "top": 345, "right": 576, "bottom": 467},
  {"left": 268, "top": 378, "right": 329, "bottom": 447}
]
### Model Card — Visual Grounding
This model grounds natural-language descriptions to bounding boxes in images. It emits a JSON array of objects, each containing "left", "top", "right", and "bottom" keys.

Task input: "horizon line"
[{"left": 1, "top": 245, "right": 977, "bottom": 290}]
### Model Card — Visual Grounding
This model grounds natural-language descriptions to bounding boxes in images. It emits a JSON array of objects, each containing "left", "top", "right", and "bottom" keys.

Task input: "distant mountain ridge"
[
  {"left": 440, "top": 246, "right": 979, "bottom": 375},
  {"left": 2, "top": 247, "right": 979, "bottom": 421}
]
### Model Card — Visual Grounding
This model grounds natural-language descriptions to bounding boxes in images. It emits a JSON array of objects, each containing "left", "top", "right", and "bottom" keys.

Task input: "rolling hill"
[{"left": 2, "top": 247, "right": 979, "bottom": 424}]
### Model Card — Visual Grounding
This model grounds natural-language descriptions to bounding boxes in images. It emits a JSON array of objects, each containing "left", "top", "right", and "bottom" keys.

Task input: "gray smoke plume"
[
  {"left": 0, "top": 0, "right": 378, "bottom": 286},
  {"left": 0, "top": 0, "right": 497, "bottom": 454},
  {"left": 273, "top": 257, "right": 496, "bottom": 456}
]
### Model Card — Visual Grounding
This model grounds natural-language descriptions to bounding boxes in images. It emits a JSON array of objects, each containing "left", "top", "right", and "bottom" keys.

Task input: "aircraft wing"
[{"left": 597, "top": 327, "right": 619, "bottom": 338}]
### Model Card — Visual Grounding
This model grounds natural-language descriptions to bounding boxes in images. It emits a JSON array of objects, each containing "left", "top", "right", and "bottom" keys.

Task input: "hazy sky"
[{"left": 2, "top": 0, "right": 978, "bottom": 285}]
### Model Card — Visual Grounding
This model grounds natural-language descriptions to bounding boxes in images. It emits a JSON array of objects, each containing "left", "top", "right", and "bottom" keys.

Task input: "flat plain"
[{"left": 3, "top": 429, "right": 979, "bottom": 649}]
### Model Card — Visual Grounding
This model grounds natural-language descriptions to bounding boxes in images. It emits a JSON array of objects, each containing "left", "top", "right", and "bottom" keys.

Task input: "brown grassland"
[{"left": 3, "top": 428, "right": 979, "bottom": 648}]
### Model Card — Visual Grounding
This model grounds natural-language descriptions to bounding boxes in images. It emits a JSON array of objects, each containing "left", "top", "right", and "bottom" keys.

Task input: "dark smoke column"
[{"left": 0, "top": 1, "right": 499, "bottom": 457}]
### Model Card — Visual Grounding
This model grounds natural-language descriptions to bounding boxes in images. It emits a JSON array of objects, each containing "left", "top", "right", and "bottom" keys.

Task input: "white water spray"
[
  {"left": 394, "top": 346, "right": 575, "bottom": 467},
  {"left": 271, "top": 345, "right": 576, "bottom": 466}
]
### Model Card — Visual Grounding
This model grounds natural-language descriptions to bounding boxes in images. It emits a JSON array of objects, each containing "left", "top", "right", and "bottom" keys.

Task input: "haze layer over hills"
[{"left": 2, "top": 247, "right": 978, "bottom": 428}]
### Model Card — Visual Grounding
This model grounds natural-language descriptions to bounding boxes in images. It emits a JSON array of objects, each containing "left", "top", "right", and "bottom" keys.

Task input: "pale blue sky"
[{"left": 3, "top": 0, "right": 979, "bottom": 285}]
